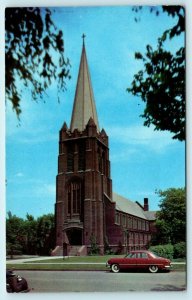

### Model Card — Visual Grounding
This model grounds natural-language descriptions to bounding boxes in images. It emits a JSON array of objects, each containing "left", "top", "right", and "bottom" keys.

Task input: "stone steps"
[{"left": 68, "top": 245, "right": 82, "bottom": 256}]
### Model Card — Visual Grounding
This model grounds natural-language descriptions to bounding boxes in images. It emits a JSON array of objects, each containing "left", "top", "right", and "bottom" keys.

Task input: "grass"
[
  {"left": 6, "top": 255, "right": 117, "bottom": 271},
  {"left": 29, "top": 255, "right": 122, "bottom": 263},
  {"left": 6, "top": 255, "right": 186, "bottom": 271}
]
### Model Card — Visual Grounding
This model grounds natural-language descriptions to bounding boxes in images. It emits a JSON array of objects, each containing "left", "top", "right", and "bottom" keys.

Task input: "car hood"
[{"left": 107, "top": 258, "right": 121, "bottom": 264}]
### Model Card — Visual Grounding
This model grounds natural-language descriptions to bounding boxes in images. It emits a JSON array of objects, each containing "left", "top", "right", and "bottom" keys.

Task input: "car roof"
[{"left": 129, "top": 250, "right": 150, "bottom": 253}]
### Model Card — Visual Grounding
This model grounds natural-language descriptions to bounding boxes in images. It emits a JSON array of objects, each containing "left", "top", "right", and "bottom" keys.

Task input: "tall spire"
[{"left": 70, "top": 35, "right": 100, "bottom": 132}]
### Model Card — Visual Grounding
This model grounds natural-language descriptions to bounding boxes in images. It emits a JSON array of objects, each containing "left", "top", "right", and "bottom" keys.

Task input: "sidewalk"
[
  {"left": 6, "top": 256, "right": 186, "bottom": 265},
  {"left": 6, "top": 256, "right": 64, "bottom": 264}
]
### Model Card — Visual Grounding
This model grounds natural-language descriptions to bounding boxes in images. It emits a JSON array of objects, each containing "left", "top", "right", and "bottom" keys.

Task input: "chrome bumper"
[{"left": 164, "top": 264, "right": 172, "bottom": 269}]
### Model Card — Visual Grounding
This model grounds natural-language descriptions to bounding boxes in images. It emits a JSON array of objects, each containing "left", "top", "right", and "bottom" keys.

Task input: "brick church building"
[{"left": 52, "top": 37, "right": 156, "bottom": 256}]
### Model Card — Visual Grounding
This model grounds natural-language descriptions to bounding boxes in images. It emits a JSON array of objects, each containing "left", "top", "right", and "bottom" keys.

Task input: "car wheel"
[
  {"left": 149, "top": 265, "right": 158, "bottom": 273},
  {"left": 111, "top": 264, "right": 120, "bottom": 273}
]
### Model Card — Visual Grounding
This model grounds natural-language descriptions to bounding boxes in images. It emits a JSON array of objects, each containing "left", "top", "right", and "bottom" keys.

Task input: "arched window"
[
  {"left": 128, "top": 216, "right": 133, "bottom": 228},
  {"left": 78, "top": 141, "right": 85, "bottom": 171},
  {"left": 67, "top": 143, "right": 74, "bottom": 172},
  {"left": 133, "top": 218, "right": 137, "bottom": 229},
  {"left": 98, "top": 147, "right": 106, "bottom": 175},
  {"left": 72, "top": 182, "right": 80, "bottom": 214},
  {"left": 98, "top": 148, "right": 102, "bottom": 173},
  {"left": 68, "top": 185, "right": 71, "bottom": 214},
  {"left": 67, "top": 181, "right": 82, "bottom": 217},
  {"left": 102, "top": 152, "right": 106, "bottom": 174}
]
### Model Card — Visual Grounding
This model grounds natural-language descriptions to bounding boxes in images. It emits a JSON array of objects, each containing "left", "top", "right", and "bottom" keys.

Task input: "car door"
[
  {"left": 120, "top": 253, "right": 137, "bottom": 270},
  {"left": 136, "top": 252, "right": 149, "bottom": 269}
]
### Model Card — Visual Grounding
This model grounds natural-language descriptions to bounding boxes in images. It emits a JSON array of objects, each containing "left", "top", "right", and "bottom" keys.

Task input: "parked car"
[
  {"left": 106, "top": 250, "right": 172, "bottom": 273},
  {"left": 6, "top": 269, "right": 30, "bottom": 293}
]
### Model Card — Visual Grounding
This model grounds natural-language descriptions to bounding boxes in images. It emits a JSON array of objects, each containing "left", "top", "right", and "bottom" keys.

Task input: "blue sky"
[{"left": 6, "top": 5, "right": 185, "bottom": 218}]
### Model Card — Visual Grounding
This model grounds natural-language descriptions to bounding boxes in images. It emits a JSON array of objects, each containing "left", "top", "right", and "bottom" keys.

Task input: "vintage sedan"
[{"left": 106, "top": 250, "right": 172, "bottom": 273}]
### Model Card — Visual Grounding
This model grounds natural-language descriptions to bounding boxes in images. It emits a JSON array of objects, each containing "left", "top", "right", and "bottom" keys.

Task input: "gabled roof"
[
  {"left": 112, "top": 192, "right": 157, "bottom": 221},
  {"left": 113, "top": 192, "right": 147, "bottom": 220},
  {"left": 70, "top": 40, "right": 99, "bottom": 132},
  {"left": 144, "top": 211, "right": 157, "bottom": 221}
]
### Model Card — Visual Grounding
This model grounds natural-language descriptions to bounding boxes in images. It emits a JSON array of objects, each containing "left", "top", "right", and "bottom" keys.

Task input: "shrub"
[
  {"left": 104, "top": 236, "right": 114, "bottom": 255},
  {"left": 89, "top": 234, "right": 100, "bottom": 255},
  {"left": 149, "top": 244, "right": 174, "bottom": 259},
  {"left": 174, "top": 242, "right": 186, "bottom": 258}
]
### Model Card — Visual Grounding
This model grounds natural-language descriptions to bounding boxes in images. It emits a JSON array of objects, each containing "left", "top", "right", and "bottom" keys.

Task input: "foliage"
[
  {"left": 36, "top": 214, "right": 55, "bottom": 255},
  {"left": 174, "top": 242, "right": 186, "bottom": 258},
  {"left": 6, "top": 211, "right": 26, "bottom": 258},
  {"left": 154, "top": 188, "right": 186, "bottom": 245},
  {"left": 149, "top": 242, "right": 186, "bottom": 259},
  {"left": 104, "top": 236, "right": 114, "bottom": 255},
  {"left": 5, "top": 7, "right": 71, "bottom": 117},
  {"left": 128, "top": 6, "right": 185, "bottom": 141},
  {"left": 22, "top": 214, "right": 37, "bottom": 254},
  {"left": 89, "top": 234, "right": 100, "bottom": 255},
  {"left": 6, "top": 212, "right": 55, "bottom": 257},
  {"left": 149, "top": 244, "right": 174, "bottom": 259}
]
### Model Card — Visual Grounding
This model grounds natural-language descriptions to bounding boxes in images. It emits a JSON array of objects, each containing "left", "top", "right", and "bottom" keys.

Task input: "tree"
[
  {"left": 154, "top": 188, "right": 186, "bottom": 245},
  {"left": 6, "top": 212, "right": 55, "bottom": 256},
  {"left": 23, "top": 214, "right": 38, "bottom": 255},
  {"left": 5, "top": 7, "right": 71, "bottom": 117},
  {"left": 6, "top": 211, "right": 26, "bottom": 258},
  {"left": 36, "top": 214, "right": 55, "bottom": 255},
  {"left": 89, "top": 234, "right": 100, "bottom": 255},
  {"left": 127, "top": 6, "right": 185, "bottom": 141}
]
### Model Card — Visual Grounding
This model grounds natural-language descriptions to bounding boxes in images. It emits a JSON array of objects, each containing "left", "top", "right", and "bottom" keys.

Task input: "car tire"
[
  {"left": 149, "top": 265, "right": 158, "bottom": 273},
  {"left": 111, "top": 264, "right": 120, "bottom": 273}
]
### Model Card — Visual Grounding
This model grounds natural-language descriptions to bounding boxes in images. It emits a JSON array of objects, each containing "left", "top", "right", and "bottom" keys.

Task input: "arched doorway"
[{"left": 66, "top": 228, "right": 83, "bottom": 245}]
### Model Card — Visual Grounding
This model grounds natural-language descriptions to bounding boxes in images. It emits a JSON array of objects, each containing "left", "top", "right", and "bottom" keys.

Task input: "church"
[{"left": 52, "top": 37, "right": 156, "bottom": 256}]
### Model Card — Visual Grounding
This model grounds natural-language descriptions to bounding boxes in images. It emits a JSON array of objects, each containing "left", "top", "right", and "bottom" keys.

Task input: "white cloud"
[
  {"left": 6, "top": 123, "right": 57, "bottom": 144},
  {"left": 135, "top": 190, "right": 156, "bottom": 197},
  {"left": 106, "top": 124, "right": 178, "bottom": 153},
  {"left": 15, "top": 172, "right": 24, "bottom": 177},
  {"left": 18, "top": 131, "right": 57, "bottom": 144},
  {"left": 6, "top": 97, "right": 59, "bottom": 144},
  {"left": 110, "top": 148, "right": 138, "bottom": 163},
  {"left": 35, "top": 183, "right": 56, "bottom": 198}
]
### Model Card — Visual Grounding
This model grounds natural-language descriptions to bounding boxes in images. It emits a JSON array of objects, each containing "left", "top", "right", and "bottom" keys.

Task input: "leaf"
[
  {"left": 135, "top": 52, "right": 143, "bottom": 60},
  {"left": 128, "top": 7, "right": 185, "bottom": 141},
  {"left": 5, "top": 7, "right": 71, "bottom": 118}
]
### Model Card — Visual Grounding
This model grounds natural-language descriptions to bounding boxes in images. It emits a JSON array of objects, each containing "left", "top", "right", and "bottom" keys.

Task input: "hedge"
[
  {"left": 149, "top": 244, "right": 174, "bottom": 259},
  {"left": 173, "top": 242, "right": 186, "bottom": 258}
]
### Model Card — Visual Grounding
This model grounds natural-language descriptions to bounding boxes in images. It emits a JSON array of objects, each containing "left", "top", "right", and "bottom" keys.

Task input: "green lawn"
[
  {"left": 29, "top": 255, "right": 122, "bottom": 263},
  {"left": 6, "top": 255, "right": 186, "bottom": 271},
  {"left": 6, "top": 255, "right": 117, "bottom": 271}
]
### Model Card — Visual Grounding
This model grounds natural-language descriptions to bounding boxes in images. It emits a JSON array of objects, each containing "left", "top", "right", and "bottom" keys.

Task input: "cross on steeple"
[{"left": 82, "top": 33, "right": 86, "bottom": 45}]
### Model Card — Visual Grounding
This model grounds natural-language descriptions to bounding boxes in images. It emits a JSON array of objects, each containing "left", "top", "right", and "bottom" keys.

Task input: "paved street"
[{"left": 18, "top": 270, "right": 186, "bottom": 292}]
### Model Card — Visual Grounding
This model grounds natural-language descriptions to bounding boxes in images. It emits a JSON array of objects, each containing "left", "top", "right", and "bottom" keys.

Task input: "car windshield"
[{"left": 149, "top": 251, "right": 160, "bottom": 258}]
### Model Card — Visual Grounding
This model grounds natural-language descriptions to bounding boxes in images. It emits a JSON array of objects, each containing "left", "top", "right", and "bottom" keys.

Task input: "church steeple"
[{"left": 70, "top": 35, "right": 100, "bottom": 132}]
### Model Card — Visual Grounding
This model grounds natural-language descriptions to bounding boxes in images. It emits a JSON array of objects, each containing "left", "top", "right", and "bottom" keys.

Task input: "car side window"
[
  {"left": 126, "top": 253, "right": 137, "bottom": 258},
  {"left": 131, "top": 253, "right": 137, "bottom": 258},
  {"left": 136, "top": 252, "right": 148, "bottom": 258},
  {"left": 141, "top": 253, "right": 148, "bottom": 258}
]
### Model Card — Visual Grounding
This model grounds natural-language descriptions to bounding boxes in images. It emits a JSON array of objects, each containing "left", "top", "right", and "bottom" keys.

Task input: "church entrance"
[{"left": 66, "top": 228, "right": 83, "bottom": 245}]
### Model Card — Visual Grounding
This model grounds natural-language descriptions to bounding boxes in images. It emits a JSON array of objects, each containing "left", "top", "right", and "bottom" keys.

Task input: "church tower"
[{"left": 54, "top": 36, "right": 112, "bottom": 255}]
